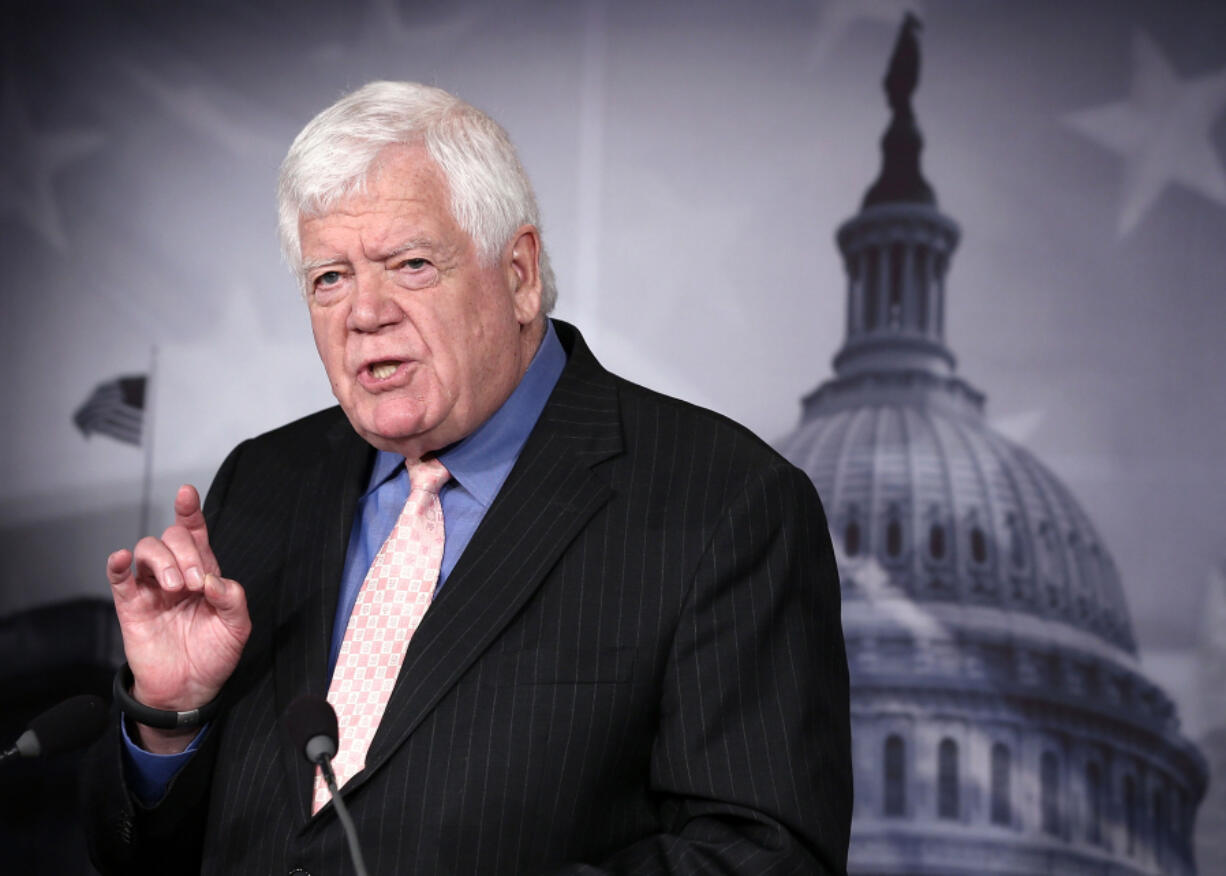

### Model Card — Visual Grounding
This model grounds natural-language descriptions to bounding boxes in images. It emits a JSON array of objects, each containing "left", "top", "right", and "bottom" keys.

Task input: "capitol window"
[
  {"left": 844, "top": 519, "right": 861, "bottom": 557},
  {"left": 1152, "top": 786, "right": 1166, "bottom": 868},
  {"left": 928, "top": 522, "right": 946, "bottom": 560},
  {"left": 970, "top": 526, "right": 988, "bottom": 565},
  {"left": 1172, "top": 788, "right": 1187, "bottom": 863},
  {"left": 880, "top": 501, "right": 908, "bottom": 565},
  {"left": 888, "top": 242, "right": 905, "bottom": 327},
  {"left": 1037, "top": 521, "right": 1061, "bottom": 609},
  {"left": 1040, "top": 751, "right": 1061, "bottom": 836},
  {"left": 1005, "top": 511, "right": 1027, "bottom": 570},
  {"left": 884, "top": 735, "right": 906, "bottom": 817},
  {"left": 864, "top": 255, "right": 880, "bottom": 329},
  {"left": 1085, "top": 761, "right": 1103, "bottom": 845},
  {"left": 1124, "top": 774, "right": 1137, "bottom": 855},
  {"left": 990, "top": 743, "right": 1011, "bottom": 826},
  {"left": 937, "top": 738, "right": 959, "bottom": 819},
  {"left": 885, "top": 516, "right": 903, "bottom": 558},
  {"left": 1090, "top": 544, "right": 1111, "bottom": 628}
]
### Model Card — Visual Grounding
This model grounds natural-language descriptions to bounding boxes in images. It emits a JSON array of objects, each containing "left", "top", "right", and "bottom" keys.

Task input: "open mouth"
[{"left": 369, "top": 361, "right": 399, "bottom": 380}]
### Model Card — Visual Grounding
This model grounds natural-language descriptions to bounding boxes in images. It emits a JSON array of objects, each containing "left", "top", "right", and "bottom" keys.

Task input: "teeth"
[{"left": 370, "top": 363, "right": 397, "bottom": 379}]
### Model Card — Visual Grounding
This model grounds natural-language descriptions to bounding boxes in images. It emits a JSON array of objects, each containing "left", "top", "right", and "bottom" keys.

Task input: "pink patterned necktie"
[{"left": 313, "top": 457, "right": 450, "bottom": 814}]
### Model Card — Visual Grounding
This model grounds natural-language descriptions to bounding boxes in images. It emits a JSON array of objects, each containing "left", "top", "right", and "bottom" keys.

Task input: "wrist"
[{"left": 113, "top": 662, "right": 224, "bottom": 732}]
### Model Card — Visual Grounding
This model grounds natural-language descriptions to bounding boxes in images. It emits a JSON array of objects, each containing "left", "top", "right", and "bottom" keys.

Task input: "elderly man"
[{"left": 84, "top": 81, "right": 851, "bottom": 875}]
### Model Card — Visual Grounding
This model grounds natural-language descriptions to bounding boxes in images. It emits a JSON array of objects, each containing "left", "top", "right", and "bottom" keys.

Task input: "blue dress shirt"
[
  {"left": 327, "top": 322, "right": 566, "bottom": 674},
  {"left": 124, "top": 322, "right": 567, "bottom": 804}
]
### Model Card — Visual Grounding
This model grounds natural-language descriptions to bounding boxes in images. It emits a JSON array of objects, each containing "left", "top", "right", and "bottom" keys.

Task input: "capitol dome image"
[{"left": 776, "top": 16, "right": 1207, "bottom": 875}]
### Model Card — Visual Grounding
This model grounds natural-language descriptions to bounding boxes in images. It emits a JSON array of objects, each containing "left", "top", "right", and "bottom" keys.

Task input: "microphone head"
[
  {"left": 19, "top": 694, "right": 109, "bottom": 758},
  {"left": 282, "top": 694, "right": 338, "bottom": 765}
]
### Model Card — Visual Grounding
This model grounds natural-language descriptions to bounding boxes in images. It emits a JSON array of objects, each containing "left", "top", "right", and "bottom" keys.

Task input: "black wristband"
[{"left": 112, "top": 662, "right": 222, "bottom": 730}]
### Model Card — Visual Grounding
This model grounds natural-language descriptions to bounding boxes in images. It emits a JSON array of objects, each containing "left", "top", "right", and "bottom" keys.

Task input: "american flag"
[{"left": 72, "top": 375, "right": 146, "bottom": 446}]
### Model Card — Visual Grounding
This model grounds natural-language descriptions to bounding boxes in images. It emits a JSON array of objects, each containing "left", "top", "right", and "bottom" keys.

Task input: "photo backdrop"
[{"left": 3, "top": 1, "right": 1223, "bottom": 872}]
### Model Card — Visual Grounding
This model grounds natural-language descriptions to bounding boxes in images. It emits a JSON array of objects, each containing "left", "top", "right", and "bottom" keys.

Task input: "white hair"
[{"left": 277, "top": 81, "right": 556, "bottom": 312}]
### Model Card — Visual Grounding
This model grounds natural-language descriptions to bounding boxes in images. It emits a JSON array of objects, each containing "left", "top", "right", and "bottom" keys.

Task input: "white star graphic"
[
  {"left": 806, "top": 0, "right": 924, "bottom": 71},
  {"left": 1063, "top": 30, "right": 1226, "bottom": 236},
  {"left": 117, "top": 60, "right": 284, "bottom": 159},
  {"left": 0, "top": 79, "right": 105, "bottom": 251},
  {"left": 312, "top": 0, "right": 476, "bottom": 64},
  {"left": 989, "top": 408, "right": 1046, "bottom": 445}
]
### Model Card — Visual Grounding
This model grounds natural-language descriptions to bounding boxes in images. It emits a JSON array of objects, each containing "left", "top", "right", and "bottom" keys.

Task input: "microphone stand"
[
  {"left": 316, "top": 754, "right": 370, "bottom": 876},
  {"left": 283, "top": 694, "right": 372, "bottom": 876}
]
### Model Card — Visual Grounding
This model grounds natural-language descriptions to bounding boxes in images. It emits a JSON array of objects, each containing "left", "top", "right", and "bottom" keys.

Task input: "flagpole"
[{"left": 139, "top": 345, "right": 158, "bottom": 538}]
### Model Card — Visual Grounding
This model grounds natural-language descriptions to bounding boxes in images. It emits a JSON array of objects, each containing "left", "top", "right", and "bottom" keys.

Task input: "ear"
[{"left": 504, "top": 225, "right": 542, "bottom": 326}]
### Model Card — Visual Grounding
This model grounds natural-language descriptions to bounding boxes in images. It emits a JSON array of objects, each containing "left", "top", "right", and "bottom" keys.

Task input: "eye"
[
  {"left": 392, "top": 256, "right": 440, "bottom": 290},
  {"left": 309, "top": 268, "right": 347, "bottom": 303}
]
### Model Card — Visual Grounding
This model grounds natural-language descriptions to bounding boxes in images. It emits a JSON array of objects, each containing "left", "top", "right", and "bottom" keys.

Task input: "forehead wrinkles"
[{"left": 300, "top": 208, "right": 469, "bottom": 273}]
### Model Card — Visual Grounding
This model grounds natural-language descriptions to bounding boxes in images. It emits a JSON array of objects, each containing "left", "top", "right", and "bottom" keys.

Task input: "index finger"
[
  {"left": 107, "top": 548, "right": 134, "bottom": 589},
  {"left": 173, "top": 484, "right": 220, "bottom": 575}
]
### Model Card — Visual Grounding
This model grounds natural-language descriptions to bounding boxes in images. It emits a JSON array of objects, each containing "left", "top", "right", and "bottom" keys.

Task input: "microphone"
[
  {"left": 1, "top": 694, "right": 109, "bottom": 763},
  {"left": 281, "top": 694, "right": 370, "bottom": 876},
  {"left": 283, "top": 693, "right": 339, "bottom": 766}
]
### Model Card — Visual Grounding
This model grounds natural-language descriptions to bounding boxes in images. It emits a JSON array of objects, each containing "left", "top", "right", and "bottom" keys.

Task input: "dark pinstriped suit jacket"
[{"left": 85, "top": 322, "right": 852, "bottom": 875}]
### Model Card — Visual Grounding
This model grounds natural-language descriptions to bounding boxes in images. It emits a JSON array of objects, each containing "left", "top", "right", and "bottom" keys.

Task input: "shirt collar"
[{"left": 364, "top": 320, "right": 567, "bottom": 506}]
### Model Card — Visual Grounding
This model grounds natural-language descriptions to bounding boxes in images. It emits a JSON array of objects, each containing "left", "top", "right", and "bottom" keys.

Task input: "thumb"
[{"left": 203, "top": 573, "right": 251, "bottom": 639}]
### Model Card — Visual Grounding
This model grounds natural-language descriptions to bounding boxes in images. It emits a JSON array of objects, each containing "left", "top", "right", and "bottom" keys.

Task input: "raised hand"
[{"left": 107, "top": 485, "right": 251, "bottom": 751}]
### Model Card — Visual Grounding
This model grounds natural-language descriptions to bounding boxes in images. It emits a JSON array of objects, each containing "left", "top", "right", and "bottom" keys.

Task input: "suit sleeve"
[
  {"left": 546, "top": 462, "right": 853, "bottom": 875},
  {"left": 82, "top": 441, "right": 247, "bottom": 876}
]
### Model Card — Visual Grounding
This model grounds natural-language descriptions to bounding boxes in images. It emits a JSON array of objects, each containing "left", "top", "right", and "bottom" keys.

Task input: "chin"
[{"left": 352, "top": 405, "right": 438, "bottom": 455}]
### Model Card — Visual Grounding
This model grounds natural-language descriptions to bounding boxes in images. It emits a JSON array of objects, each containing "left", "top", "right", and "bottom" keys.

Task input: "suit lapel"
[
  {"left": 272, "top": 414, "right": 372, "bottom": 820},
  {"left": 357, "top": 323, "right": 624, "bottom": 785}
]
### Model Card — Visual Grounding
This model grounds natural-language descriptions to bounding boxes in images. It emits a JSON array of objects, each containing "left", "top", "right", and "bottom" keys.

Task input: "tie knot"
[{"left": 407, "top": 457, "right": 450, "bottom": 495}]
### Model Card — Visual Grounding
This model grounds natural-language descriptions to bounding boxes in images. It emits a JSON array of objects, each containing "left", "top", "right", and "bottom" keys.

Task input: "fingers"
[
  {"left": 161, "top": 524, "right": 210, "bottom": 593},
  {"left": 137, "top": 523, "right": 215, "bottom": 595},
  {"left": 173, "top": 484, "right": 220, "bottom": 575},
  {"left": 131, "top": 535, "right": 189, "bottom": 593},
  {"left": 111, "top": 485, "right": 234, "bottom": 611}
]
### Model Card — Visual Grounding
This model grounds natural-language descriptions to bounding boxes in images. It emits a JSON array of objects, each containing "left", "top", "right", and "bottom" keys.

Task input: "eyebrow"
[
  {"left": 300, "top": 256, "right": 346, "bottom": 276},
  {"left": 299, "top": 236, "right": 449, "bottom": 279},
  {"left": 379, "top": 236, "right": 441, "bottom": 262}
]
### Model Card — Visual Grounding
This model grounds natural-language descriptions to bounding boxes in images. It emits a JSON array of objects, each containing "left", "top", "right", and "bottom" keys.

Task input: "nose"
[{"left": 347, "top": 270, "right": 403, "bottom": 333}]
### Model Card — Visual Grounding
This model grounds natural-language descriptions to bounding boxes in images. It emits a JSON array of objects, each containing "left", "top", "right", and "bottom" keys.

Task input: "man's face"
[{"left": 300, "top": 144, "right": 543, "bottom": 459}]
